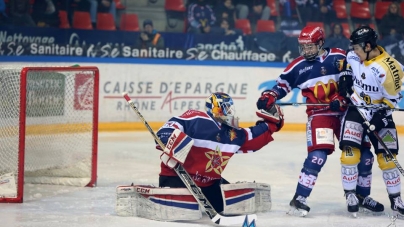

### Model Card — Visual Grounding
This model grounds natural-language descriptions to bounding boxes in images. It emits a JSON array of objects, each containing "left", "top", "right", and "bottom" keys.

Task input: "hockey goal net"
[{"left": 0, "top": 66, "right": 99, "bottom": 203}]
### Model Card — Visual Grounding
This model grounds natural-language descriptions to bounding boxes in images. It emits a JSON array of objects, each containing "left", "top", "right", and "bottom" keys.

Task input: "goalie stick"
[
  {"left": 277, "top": 102, "right": 404, "bottom": 111},
  {"left": 355, "top": 107, "right": 404, "bottom": 177},
  {"left": 122, "top": 92, "right": 257, "bottom": 226}
]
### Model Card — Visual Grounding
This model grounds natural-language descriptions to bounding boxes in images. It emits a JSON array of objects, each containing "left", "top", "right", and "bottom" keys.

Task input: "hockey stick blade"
[{"left": 122, "top": 92, "right": 257, "bottom": 226}]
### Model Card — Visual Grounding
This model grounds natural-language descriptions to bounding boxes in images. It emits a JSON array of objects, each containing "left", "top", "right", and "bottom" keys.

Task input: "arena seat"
[
  {"left": 256, "top": 20, "right": 276, "bottom": 33},
  {"left": 350, "top": 1, "right": 371, "bottom": 20},
  {"left": 235, "top": 19, "right": 252, "bottom": 35},
  {"left": 72, "top": 11, "right": 93, "bottom": 30},
  {"left": 114, "top": 0, "right": 126, "bottom": 10},
  {"left": 266, "top": 0, "right": 278, "bottom": 17},
  {"left": 165, "top": 0, "right": 186, "bottom": 12},
  {"left": 333, "top": 0, "right": 348, "bottom": 20},
  {"left": 401, "top": 3, "right": 404, "bottom": 16},
  {"left": 96, "top": 13, "right": 116, "bottom": 31},
  {"left": 341, "top": 22, "right": 350, "bottom": 39},
  {"left": 120, "top": 13, "right": 140, "bottom": 31},
  {"left": 374, "top": 1, "right": 391, "bottom": 21},
  {"left": 58, "top": 10, "right": 70, "bottom": 29}
]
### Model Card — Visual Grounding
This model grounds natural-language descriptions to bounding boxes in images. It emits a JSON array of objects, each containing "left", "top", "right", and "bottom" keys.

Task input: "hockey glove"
[
  {"left": 337, "top": 57, "right": 354, "bottom": 97},
  {"left": 160, "top": 153, "right": 178, "bottom": 169},
  {"left": 256, "top": 90, "right": 277, "bottom": 110},
  {"left": 160, "top": 129, "right": 194, "bottom": 169},
  {"left": 363, "top": 111, "right": 389, "bottom": 132},
  {"left": 256, "top": 104, "right": 284, "bottom": 132},
  {"left": 329, "top": 93, "right": 348, "bottom": 112}
]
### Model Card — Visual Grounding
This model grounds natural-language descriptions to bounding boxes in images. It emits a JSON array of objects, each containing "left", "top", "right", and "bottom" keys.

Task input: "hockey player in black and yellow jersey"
[{"left": 330, "top": 25, "right": 404, "bottom": 217}]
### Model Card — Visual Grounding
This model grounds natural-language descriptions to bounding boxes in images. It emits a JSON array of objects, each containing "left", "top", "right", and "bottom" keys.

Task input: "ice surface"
[{"left": 0, "top": 131, "right": 402, "bottom": 227}]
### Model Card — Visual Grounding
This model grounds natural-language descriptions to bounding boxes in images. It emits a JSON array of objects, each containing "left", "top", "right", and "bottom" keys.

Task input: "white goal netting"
[{"left": 0, "top": 66, "right": 98, "bottom": 202}]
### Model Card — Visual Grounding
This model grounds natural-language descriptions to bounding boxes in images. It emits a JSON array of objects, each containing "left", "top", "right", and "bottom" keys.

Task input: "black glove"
[
  {"left": 338, "top": 75, "right": 353, "bottom": 98},
  {"left": 363, "top": 111, "right": 388, "bottom": 132},
  {"left": 329, "top": 93, "right": 348, "bottom": 112}
]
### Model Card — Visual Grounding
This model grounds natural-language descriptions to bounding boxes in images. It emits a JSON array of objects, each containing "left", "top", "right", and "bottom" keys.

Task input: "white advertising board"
[{"left": 4, "top": 62, "right": 404, "bottom": 127}]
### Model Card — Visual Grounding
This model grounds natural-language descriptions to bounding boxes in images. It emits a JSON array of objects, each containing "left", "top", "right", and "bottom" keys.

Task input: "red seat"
[
  {"left": 114, "top": 0, "right": 126, "bottom": 10},
  {"left": 374, "top": 2, "right": 391, "bottom": 20},
  {"left": 73, "top": 11, "right": 93, "bottom": 30},
  {"left": 256, "top": 20, "right": 275, "bottom": 33},
  {"left": 401, "top": 3, "right": 404, "bottom": 16},
  {"left": 306, "top": 22, "right": 325, "bottom": 35},
  {"left": 266, "top": 0, "right": 278, "bottom": 17},
  {"left": 165, "top": 0, "right": 186, "bottom": 12},
  {"left": 235, "top": 19, "right": 252, "bottom": 35},
  {"left": 97, "top": 13, "right": 116, "bottom": 30},
  {"left": 333, "top": 0, "right": 348, "bottom": 19},
  {"left": 120, "top": 13, "right": 139, "bottom": 32},
  {"left": 350, "top": 2, "right": 371, "bottom": 19},
  {"left": 58, "top": 10, "right": 70, "bottom": 29},
  {"left": 341, "top": 22, "right": 350, "bottom": 39}
]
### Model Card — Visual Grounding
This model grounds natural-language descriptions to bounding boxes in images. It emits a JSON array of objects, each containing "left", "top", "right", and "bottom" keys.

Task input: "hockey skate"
[
  {"left": 345, "top": 190, "right": 359, "bottom": 218},
  {"left": 357, "top": 194, "right": 384, "bottom": 216},
  {"left": 389, "top": 194, "right": 404, "bottom": 219},
  {"left": 287, "top": 194, "right": 310, "bottom": 217}
]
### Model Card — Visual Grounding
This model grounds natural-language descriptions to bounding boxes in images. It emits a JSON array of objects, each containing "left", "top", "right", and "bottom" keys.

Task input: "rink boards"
[{"left": 3, "top": 60, "right": 404, "bottom": 133}]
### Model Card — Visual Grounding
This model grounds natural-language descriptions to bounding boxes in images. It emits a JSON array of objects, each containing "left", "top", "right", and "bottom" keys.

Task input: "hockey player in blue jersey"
[{"left": 256, "top": 25, "right": 350, "bottom": 217}]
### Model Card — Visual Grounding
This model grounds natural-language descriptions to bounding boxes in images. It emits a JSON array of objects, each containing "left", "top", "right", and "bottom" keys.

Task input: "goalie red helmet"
[
  {"left": 298, "top": 26, "right": 325, "bottom": 61},
  {"left": 205, "top": 92, "right": 239, "bottom": 128}
]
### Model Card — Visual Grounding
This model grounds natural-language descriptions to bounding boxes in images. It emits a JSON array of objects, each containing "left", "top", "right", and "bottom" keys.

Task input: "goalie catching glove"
[
  {"left": 256, "top": 90, "right": 277, "bottom": 110},
  {"left": 256, "top": 104, "right": 284, "bottom": 132},
  {"left": 160, "top": 129, "right": 193, "bottom": 168}
]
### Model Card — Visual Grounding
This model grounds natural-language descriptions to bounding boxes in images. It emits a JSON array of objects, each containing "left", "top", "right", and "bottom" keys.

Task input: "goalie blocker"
[{"left": 115, "top": 182, "right": 271, "bottom": 221}]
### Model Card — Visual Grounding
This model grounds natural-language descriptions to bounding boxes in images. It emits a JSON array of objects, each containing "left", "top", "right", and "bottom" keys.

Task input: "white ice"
[{"left": 0, "top": 131, "right": 402, "bottom": 227}]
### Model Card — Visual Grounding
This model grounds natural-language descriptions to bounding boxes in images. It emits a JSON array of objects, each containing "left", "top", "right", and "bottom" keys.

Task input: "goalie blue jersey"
[{"left": 156, "top": 110, "right": 275, "bottom": 187}]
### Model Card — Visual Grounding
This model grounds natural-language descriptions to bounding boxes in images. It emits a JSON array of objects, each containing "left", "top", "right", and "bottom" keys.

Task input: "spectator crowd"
[{"left": 0, "top": 0, "right": 404, "bottom": 51}]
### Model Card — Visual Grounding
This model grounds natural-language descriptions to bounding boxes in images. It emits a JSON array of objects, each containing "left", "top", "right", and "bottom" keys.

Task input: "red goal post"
[{"left": 0, "top": 66, "right": 99, "bottom": 203}]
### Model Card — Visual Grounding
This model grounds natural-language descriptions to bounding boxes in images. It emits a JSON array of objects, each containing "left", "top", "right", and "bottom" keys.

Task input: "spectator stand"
[
  {"left": 164, "top": 0, "right": 186, "bottom": 33},
  {"left": 256, "top": 19, "right": 276, "bottom": 33},
  {"left": 97, "top": 12, "right": 116, "bottom": 30},
  {"left": 59, "top": 10, "right": 70, "bottom": 29},
  {"left": 346, "top": 0, "right": 378, "bottom": 34},
  {"left": 120, "top": 13, "right": 139, "bottom": 31},
  {"left": 333, "top": 0, "right": 348, "bottom": 23},
  {"left": 122, "top": 0, "right": 166, "bottom": 33},
  {"left": 266, "top": 0, "right": 282, "bottom": 30},
  {"left": 235, "top": 18, "right": 251, "bottom": 35},
  {"left": 73, "top": 11, "right": 92, "bottom": 30}
]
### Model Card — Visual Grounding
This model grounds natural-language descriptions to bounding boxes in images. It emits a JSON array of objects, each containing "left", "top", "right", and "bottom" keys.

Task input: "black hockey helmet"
[{"left": 349, "top": 26, "right": 378, "bottom": 49}]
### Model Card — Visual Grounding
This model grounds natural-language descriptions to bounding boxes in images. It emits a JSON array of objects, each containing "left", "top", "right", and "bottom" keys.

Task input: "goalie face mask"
[{"left": 205, "top": 92, "right": 239, "bottom": 128}]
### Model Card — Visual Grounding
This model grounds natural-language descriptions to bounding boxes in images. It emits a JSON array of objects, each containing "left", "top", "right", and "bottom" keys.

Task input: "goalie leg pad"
[
  {"left": 115, "top": 185, "right": 201, "bottom": 221},
  {"left": 221, "top": 182, "right": 271, "bottom": 215}
]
